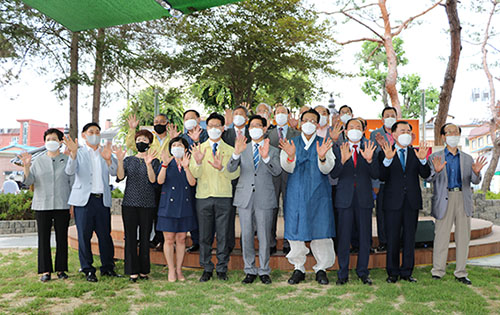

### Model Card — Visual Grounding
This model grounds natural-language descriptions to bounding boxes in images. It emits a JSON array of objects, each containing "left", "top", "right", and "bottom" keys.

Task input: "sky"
[{"left": 0, "top": 0, "right": 498, "bottom": 130}]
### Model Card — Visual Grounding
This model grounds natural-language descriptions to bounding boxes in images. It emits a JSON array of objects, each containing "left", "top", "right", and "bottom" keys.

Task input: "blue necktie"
[
  {"left": 399, "top": 149, "right": 406, "bottom": 172},
  {"left": 212, "top": 143, "right": 218, "bottom": 156},
  {"left": 253, "top": 143, "right": 260, "bottom": 170}
]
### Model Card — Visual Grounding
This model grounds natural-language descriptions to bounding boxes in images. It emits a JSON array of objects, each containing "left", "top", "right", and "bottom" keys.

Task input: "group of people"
[{"left": 18, "top": 102, "right": 488, "bottom": 287}]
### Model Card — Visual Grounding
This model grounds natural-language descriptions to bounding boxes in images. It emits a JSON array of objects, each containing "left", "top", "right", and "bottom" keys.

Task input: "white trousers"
[{"left": 287, "top": 238, "right": 335, "bottom": 273}]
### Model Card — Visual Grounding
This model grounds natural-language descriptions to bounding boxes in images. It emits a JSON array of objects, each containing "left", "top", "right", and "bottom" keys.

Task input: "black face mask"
[
  {"left": 154, "top": 124, "right": 167, "bottom": 134},
  {"left": 136, "top": 142, "right": 150, "bottom": 153}
]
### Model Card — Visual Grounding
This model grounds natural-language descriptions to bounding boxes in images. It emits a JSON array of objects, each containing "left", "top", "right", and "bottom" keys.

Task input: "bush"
[
  {"left": 111, "top": 188, "right": 124, "bottom": 199},
  {"left": 0, "top": 190, "right": 35, "bottom": 220},
  {"left": 475, "top": 190, "right": 500, "bottom": 200}
]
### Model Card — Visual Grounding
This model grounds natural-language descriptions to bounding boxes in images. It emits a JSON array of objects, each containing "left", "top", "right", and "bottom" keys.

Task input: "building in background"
[{"left": 467, "top": 124, "right": 500, "bottom": 193}]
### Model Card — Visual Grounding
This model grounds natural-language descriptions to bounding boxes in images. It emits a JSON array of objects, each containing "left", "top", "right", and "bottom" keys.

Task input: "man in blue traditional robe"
[{"left": 279, "top": 108, "right": 336, "bottom": 285}]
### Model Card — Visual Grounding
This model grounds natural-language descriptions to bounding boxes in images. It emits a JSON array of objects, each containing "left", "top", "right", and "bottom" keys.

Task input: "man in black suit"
[
  {"left": 379, "top": 121, "right": 430, "bottom": 283},
  {"left": 330, "top": 118, "right": 379, "bottom": 286}
]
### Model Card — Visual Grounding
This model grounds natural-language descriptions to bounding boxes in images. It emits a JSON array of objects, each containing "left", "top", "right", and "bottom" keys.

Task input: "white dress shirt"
[
  {"left": 86, "top": 145, "right": 104, "bottom": 194},
  {"left": 232, "top": 139, "right": 270, "bottom": 163}
]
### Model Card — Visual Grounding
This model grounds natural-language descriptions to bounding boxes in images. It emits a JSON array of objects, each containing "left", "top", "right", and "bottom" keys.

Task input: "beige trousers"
[{"left": 431, "top": 191, "right": 471, "bottom": 278}]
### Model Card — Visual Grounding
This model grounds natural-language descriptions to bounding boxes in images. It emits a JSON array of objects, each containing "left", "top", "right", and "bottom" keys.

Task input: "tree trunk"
[
  {"left": 481, "top": 120, "right": 500, "bottom": 192},
  {"left": 92, "top": 28, "right": 105, "bottom": 124},
  {"left": 382, "top": 81, "right": 389, "bottom": 107},
  {"left": 434, "top": 0, "right": 461, "bottom": 146},
  {"left": 69, "top": 32, "right": 79, "bottom": 140}
]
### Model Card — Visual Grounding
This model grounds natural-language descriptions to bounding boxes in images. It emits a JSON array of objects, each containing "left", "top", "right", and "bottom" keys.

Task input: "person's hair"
[
  {"left": 300, "top": 108, "right": 320, "bottom": 123},
  {"left": 256, "top": 103, "right": 271, "bottom": 113},
  {"left": 274, "top": 104, "right": 290, "bottom": 114},
  {"left": 382, "top": 106, "right": 398, "bottom": 117},
  {"left": 155, "top": 113, "right": 168, "bottom": 122},
  {"left": 248, "top": 115, "right": 267, "bottom": 127},
  {"left": 339, "top": 105, "right": 353, "bottom": 115},
  {"left": 82, "top": 122, "right": 101, "bottom": 133},
  {"left": 314, "top": 105, "right": 330, "bottom": 115},
  {"left": 440, "top": 123, "right": 462, "bottom": 135},
  {"left": 168, "top": 136, "right": 189, "bottom": 153},
  {"left": 183, "top": 109, "right": 200, "bottom": 119},
  {"left": 206, "top": 112, "right": 225, "bottom": 126},
  {"left": 135, "top": 129, "right": 154, "bottom": 143},
  {"left": 345, "top": 118, "right": 364, "bottom": 130},
  {"left": 233, "top": 105, "right": 249, "bottom": 116},
  {"left": 391, "top": 121, "right": 412, "bottom": 133},
  {"left": 43, "top": 128, "right": 64, "bottom": 141}
]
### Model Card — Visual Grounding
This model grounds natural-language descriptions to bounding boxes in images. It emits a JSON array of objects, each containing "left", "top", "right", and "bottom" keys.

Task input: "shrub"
[
  {"left": 111, "top": 188, "right": 124, "bottom": 199},
  {"left": 475, "top": 190, "right": 500, "bottom": 200},
  {"left": 0, "top": 190, "right": 35, "bottom": 220}
]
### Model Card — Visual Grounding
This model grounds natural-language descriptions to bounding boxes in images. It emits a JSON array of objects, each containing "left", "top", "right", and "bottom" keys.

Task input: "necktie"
[
  {"left": 399, "top": 149, "right": 406, "bottom": 171},
  {"left": 253, "top": 143, "right": 260, "bottom": 170},
  {"left": 212, "top": 142, "right": 218, "bottom": 156},
  {"left": 352, "top": 144, "right": 358, "bottom": 167},
  {"left": 278, "top": 127, "right": 284, "bottom": 140}
]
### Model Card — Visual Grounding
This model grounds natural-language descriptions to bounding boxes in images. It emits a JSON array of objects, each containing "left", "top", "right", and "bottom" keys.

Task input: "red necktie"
[{"left": 352, "top": 145, "right": 358, "bottom": 167}]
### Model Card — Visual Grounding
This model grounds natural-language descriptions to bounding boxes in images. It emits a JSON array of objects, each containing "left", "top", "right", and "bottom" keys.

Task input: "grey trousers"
[
  {"left": 238, "top": 194, "right": 273, "bottom": 276},
  {"left": 271, "top": 171, "right": 289, "bottom": 248},
  {"left": 196, "top": 197, "right": 232, "bottom": 273}
]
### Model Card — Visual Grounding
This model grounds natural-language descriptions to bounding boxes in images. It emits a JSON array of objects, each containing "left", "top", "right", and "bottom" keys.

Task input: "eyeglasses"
[
  {"left": 207, "top": 124, "right": 222, "bottom": 128},
  {"left": 301, "top": 119, "right": 317, "bottom": 124}
]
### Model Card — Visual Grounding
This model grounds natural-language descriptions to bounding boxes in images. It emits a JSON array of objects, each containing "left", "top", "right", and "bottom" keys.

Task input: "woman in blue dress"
[{"left": 157, "top": 136, "right": 197, "bottom": 282}]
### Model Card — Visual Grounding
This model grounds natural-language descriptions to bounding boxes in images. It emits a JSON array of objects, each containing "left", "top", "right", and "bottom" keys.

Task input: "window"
[
  {"left": 478, "top": 137, "right": 483, "bottom": 147},
  {"left": 472, "top": 140, "right": 476, "bottom": 148},
  {"left": 487, "top": 135, "right": 492, "bottom": 144},
  {"left": 465, "top": 138, "right": 470, "bottom": 146}
]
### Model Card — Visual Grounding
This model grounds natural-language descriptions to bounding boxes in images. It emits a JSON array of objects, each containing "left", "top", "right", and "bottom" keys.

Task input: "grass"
[{"left": 0, "top": 248, "right": 499, "bottom": 314}]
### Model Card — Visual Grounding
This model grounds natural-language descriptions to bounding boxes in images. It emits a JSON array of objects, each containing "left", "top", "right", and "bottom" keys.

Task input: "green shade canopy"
[{"left": 22, "top": 0, "right": 242, "bottom": 31}]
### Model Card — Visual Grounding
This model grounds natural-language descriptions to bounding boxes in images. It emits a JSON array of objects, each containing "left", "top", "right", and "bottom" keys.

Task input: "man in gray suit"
[
  {"left": 267, "top": 104, "right": 300, "bottom": 255},
  {"left": 427, "top": 123, "right": 487, "bottom": 285},
  {"left": 228, "top": 115, "right": 281, "bottom": 284}
]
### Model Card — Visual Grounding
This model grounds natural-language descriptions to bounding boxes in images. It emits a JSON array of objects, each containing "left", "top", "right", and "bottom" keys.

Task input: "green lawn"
[{"left": 0, "top": 248, "right": 499, "bottom": 314}]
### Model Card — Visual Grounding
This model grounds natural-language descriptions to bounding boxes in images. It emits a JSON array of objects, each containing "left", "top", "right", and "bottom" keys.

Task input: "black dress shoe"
[
  {"left": 386, "top": 276, "right": 398, "bottom": 283},
  {"left": 217, "top": 272, "right": 228, "bottom": 281},
  {"left": 350, "top": 247, "right": 359, "bottom": 254},
  {"left": 270, "top": 246, "right": 277, "bottom": 255},
  {"left": 187, "top": 244, "right": 200, "bottom": 253},
  {"left": 315, "top": 270, "right": 329, "bottom": 285},
  {"left": 86, "top": 272, "right": 98, "bottom": 282},
  {"left": 242, "top": 274, "right": 257, "bottom": 284},
  {"left": 455, "top": 276, "right": 472, "bottom": 285},
  {"left": 40, "top": 273, "right": 51, "bottom": 282},
  {"left": 139, "top": 275, "right": 149, "bottom": 280},
  {"left": 149, "top": 241, "right": 159, "bottom": 249},
  {"left": 432, "top": 275, "right": 442, "bottom": 280},
  {"left": 259, "top": 275, "right": 272, "bottom": 285},
  {"left": 376, "top": 244, "right": 387, "bottom": 252},
  {"left": 360, "top": 276, "right": 372, "bottom": 285},
  {"left": 288, "top": 270, "right": 305, "bottom": 285},
  {"left": 57, "top": 272, "right": 68, "bottom": 280},
  {"left": 199, "top": 271, "right": 213, "bottom": 282},
  {"left": 336, "top": 278, "right": 348, "bottom": 285},
  {"left": 283, "top": 246, "right": 291, "bottom": 255},
  {"left": 129, "top": 276, "right": 138, "bottom": 283},
  {"left": 101, "top": 270, "right": 122, "bottom": 278},
  {"left": 400, "top": 276, "right": 417, "bottom": 283}
]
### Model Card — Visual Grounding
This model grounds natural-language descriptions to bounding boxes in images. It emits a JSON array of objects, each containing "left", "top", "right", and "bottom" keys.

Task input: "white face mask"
[
  {"left": 45, "top": 141, "right": 60, "bottom": 152},
  {"left": 446, "top": 136, "right": 460, "bottom": 148},
  {"left": 249, "top": 128, "right": 264, "bottom": 140},
  {"left": 184, "top": 119, "right": 197, "bottom": 131},
  {"left": 347, "top": 129, "right": 363, "bottom": 142},
  {"left": 257, "top": 112, "right": 269, "bottom": 119},
  {"left": 398, "top": 134, "right": 412, "bottom": 147},
  {"left": 301, "top": 122, "right": 317, "bottom": 135},
  {"left": 275, "top": 113, "right": 288, "bottom": 126},
  {"left": 340, "top": 114, "right": 352, "bottom": 124},
  {"left": 384, "top": 117, "right": 396, "bottom": 129},
  {"left": 319, "top": 115, "right": 328, "bottom": 127},
  {"left": 233, "top": 115, "right": 246, "bottom": 127},
  {"left": 86, "top": 134, "right": 101, "bottom": 146},
  {"left": 207, "top": 128, "right": 222, "bottom": 140},
  {"left": 171, "top": 147, "right": 185, "bottom": 159}
]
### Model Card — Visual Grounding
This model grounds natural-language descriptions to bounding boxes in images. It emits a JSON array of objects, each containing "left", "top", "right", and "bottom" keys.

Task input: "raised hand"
[
  {"left": 240, "top": 102, "right": 251, "bottom": 110},
  {"left": 234, "top": 134, "right": 248, "bottom": 155},
  {"left": 191, "top": 143, "right": 206, "bottom": 165},
  {"left": 207, "top": 151, "right": 224, "bottom": 170},
  {"left": 224, "top": 108, "right": 233, "bottom": 127},
  {"left": 112, "top": 145, "right": 126, "bottom": 161},
  {"left": 181, "top": 152, "right": 191, "bottom": 169},
  {"left": 340, "top": 142, "right": 352, "bottom": 165},
  {"left": 360, "top": 140, "right": 376, "bottom": 163},
  {"left": 19, "top": 152, "right": 32, "bottom": 168},
  {"left": 188, "top": 125, "right": 202, "bottom": 142},
  {"left": 167, "top": 123, "right": 181, "bottom": 139},
  {"left": 431, "top": 156, "right": 447, "bottom": 173},
  {"left": 316, "top": 137, "right": 333, "bottom": 160},
  {"left": 472, "top": 156, "right": 487, "bottom": 175},
  {"left": 259, "top": 138, "right": 271, "bottom": 160},
  {"left": 63, "top": 135, "right": 79, "bottom": 159},
  {"left": 279, "top": 138, "right": 296, "bottom": 159},
  {"left": 328, "top": 121, "right": 343, "bottom": 142},
  {"left": 144, "top": 150, "right": 156, "bottom": 165},
  {"left": 100, "top": 142, "right": 112, "bottom": 161},
  {"left": 127, "top": 114, "right": 139, "bottom": 129},
  {"left": 375, "top": 133, "right": 387, "bottom": 147},
  {"left": 288, "top": 113, "right": 298, "bottom": 129},
  {"left": 160, "top": 149, "right": 174, "bottom": 166},
  {"left": 381, "top": 141, "right": 396, "bottom": 160},
  {"left": 414, "top": 141, "right": 429, "bottom": 160}
]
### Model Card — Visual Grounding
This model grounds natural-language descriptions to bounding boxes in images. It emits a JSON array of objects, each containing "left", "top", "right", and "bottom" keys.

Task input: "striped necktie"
[{"left": 253, "top": 143, "right": 260, "bottom": 170}]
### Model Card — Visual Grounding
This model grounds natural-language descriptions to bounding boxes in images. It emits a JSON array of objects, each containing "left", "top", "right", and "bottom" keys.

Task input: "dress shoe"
[
  {"left": 350, "top": 247, "right": 359, "bottom": 254},
  {"left": 360, "top": 276, "right": 372, "bottom": 285},
  {"left": 400, "top": 276, "right": 417, "bottom": 283},
  {"left": 86, "top": 272, "right": 98, "bottom": 282},
  {"left": 283, "top": 246, "right": 291, "bottom": 255},
  {"left": 199, "top": 271, "right": 213, "bottom": 282},
  {"left": 315, "top": 270, "right": 329, "bottom": 285},
  {"left": 376, "top": 244, "right": 387, "bottom": 252},
  {"left": 139, "top": 275, "right": 149, "bottom": 280},
  {"left": 242, "top": 274, "right": 257, "bottom": 284},
  {"left": 217, "top": 272, "right": 228, "bottom": 281},
  {"left": 336, "top": 278, "right": 348, "bottom": 285},
  {"left": 259, "top": 275, "right": 272, "bottom": 285},
  {"left": 149, "top": 241, "right": 159, "bottom": 249},
  {"left": 432, "top": 275, "right": 442, "bottom": 280},
  {"left": 40, "top": 273, "right": 51, "bottom": 282},
  {"left": 129, "top": 276, "right": 138, "bottom": 283},
  {"left": 287, "top": 270, "right": 305, "bottom": 285},
  {"left": 455, "top": 276, "right": 472, "bottom": 285},
  {"left": 186, "top": 244, "right": 200, "bottom": 253},
  {"left": 270, "top": 246, "right": 277, "bottom": 255},
  {"left": 57, "top": 272, "right": 68, "bottom": 280},
  {"left": 101, "top": 270, "right": 122, "bottom": 278},
  {"left": 386, "top": 276, "right": 398, "bottom": 283}
]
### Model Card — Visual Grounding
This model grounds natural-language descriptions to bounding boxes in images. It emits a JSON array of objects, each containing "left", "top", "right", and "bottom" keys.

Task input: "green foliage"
[
  {"left": 0, "top": 190, "right": 34, "bottom": 220},
  {"left": 399, "top": 74, "right": 439, "bottom": 119},
  {"left": 475, "top": 190, "right": 500, "bottom": 200},
  {"left": 111, "top": 188, "right": 124, "bottom": 199}
]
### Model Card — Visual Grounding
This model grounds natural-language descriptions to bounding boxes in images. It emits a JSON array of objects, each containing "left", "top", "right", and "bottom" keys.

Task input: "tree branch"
[
  {"left": 391, "top": 0, "right": 444, "bottom": 37},
  {"left": 335, "top": 37, "right": 383, "bottom": 45},
  {"left": 340, "top": 10, "right": 384, "bottom": 40},
  {"left": 315, "top": 2, "right": 378, "bottom": 15}
]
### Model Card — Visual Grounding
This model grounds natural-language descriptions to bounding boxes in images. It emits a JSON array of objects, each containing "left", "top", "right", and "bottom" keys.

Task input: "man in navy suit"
[
  {"left": 330, "top": 118, "right": 379, "bottom": 285},
  {"left": 379, "top": 121, "right": 430, "bottom": 283}
]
